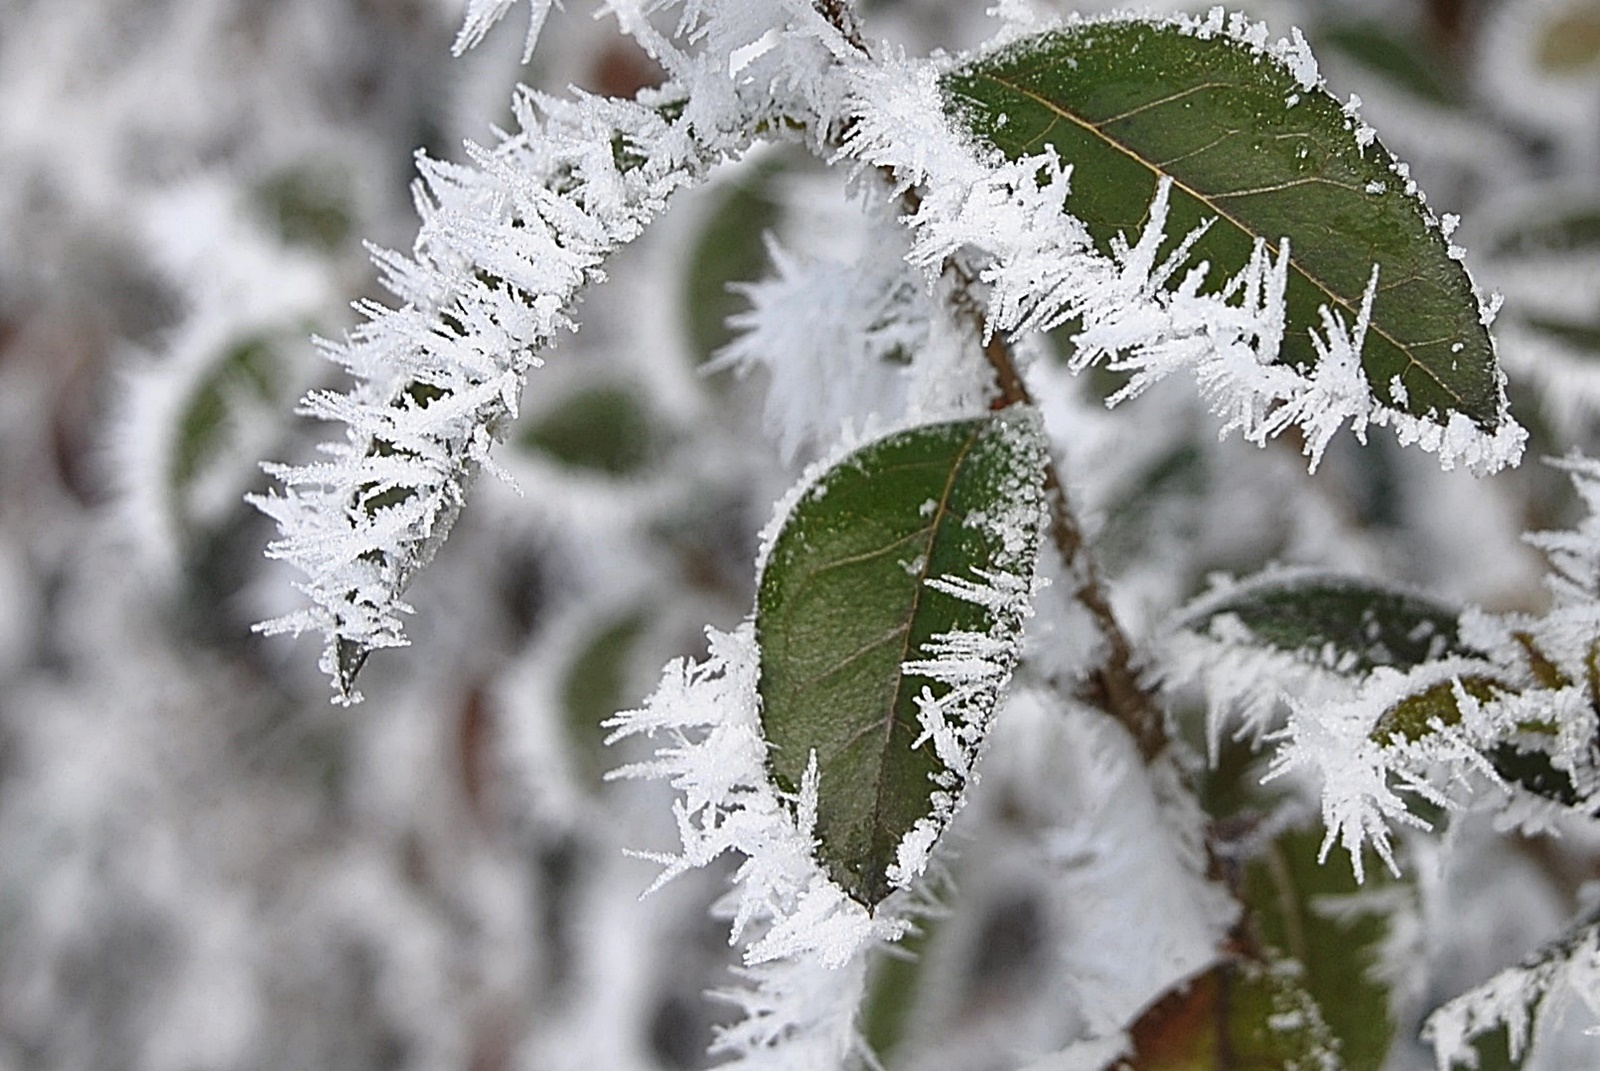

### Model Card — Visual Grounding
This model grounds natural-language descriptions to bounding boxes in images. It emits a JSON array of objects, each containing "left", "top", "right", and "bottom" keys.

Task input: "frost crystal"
[
  {"left": 604, "top": 623, "right": 904, "bottom": 1068},
  {"left": 1423, "top": 915, "right": 1600, "bottom": 1070},
  {"left": 254, "top": 0, "right": 862, "bottom": 701}
]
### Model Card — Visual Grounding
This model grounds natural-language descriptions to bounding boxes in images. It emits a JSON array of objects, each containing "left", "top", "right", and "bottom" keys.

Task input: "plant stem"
[{"left": 977, "top": 322, "right": 1169, "bottom": 761}]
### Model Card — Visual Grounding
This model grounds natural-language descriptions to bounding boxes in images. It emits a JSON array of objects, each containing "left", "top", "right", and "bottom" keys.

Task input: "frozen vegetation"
[{"left": 6, "top": 1, "right": 1600, "bottom": 1068}]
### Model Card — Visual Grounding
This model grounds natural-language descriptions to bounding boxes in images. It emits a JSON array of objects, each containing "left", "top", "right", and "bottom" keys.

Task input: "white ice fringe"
[
  {"left": 1423, "top": 916, "right": 1600, "bottom": 1071},
  {"left": 1262, "top": 658, "right": 1512, "bottom": 882},
  {"left": 254, "top": 0, "right": 858, "bottom": 702},
  {"left": 604, "top": 623, "right": 902, "bottom": 1069},
  {"left": 838, "top": 35, "right": 1524, "bottom": 476}
]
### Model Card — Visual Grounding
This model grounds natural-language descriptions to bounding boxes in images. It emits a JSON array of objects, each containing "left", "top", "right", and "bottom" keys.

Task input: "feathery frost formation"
[
  {"left": 253, "top": 0, "right": 859, "bottom": 701},
  {"left": 604, "top": 623, "right": 902, "bottom": 1068}
]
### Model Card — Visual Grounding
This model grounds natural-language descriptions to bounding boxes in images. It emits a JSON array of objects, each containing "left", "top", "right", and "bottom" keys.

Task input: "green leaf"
[
  {"left": 174, "top": 334, "right": 286, "bottom": 504},
  {"left": 562, "top": 610, "right": 650, "bottom": 788},
  {"left": 1370, "top": 676, "right": 1502, "bottom": 745},
  {"left": 1244, "top": 827, "right": 1397, "bottom": 1069},
  {"left": 756, "top": 412, "right": 1048, "bottom": 905},
  {"left": 253, "top": 167, "right": 353, "bottom": 251},
  {"left": 1485, "top": 203, "right": 1600, "bottom": 260},
  {"left": 1127, "top": 957, "right": 1344, "bottom": 1070},
  {"left": 1176, "top": 571, "right": 1472, "bottom": 674},
  {"left": 685, "top": 157, "right": 785, "bottom": 364},
  {"left": 942, "top": 19, "right": 1503, "bottom": 429},
  {"left": 518, "top": 385, "right": 659, "bottom": 475}
]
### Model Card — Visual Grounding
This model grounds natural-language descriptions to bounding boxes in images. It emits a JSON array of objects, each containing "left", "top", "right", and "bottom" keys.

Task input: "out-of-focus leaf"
[
  {"left": 1096, "top": 443, "right": 1205, "bottom": 570},
  {"left": 518, "top": 385, "right": 658, "bottom": 475},
  {"left": 1486, "top": 205, "right": 1600, "bottom": 259},
  {"left": 253, "top": 167, "right": 354, "bottom": 251},
  {"left": 1175, "top": 571, "right": 1471, "bottom": 674},
  {"left": 1127, "top": 957, "right": 1344, "bottom": 1069},
  {"left": 685, "top": 158, "right": 783, "bottom": 363},
  {"left": 1538, "top": 5, "right": 1600, "bottom": 73},
  {"left": 1319, "top": 20, "right": 1460, "bottom": 106},
  {"left": 1521, "top": 314, "right": 1600, "bottom": 356},
  {"left": 174, "top": 334, "right": 284, "bottom": 495},
  {"left": 1244, "top": 827, "right": 1396, "bottom": 1069},
  {"left": 562, "top": 610, "right": 649, "bottom": 787},
  {"left": 943, "top": 19, "right": 1505, "bottom": 429},
  {"left": 756, "top": 412, "right": 1047, "bottom": 905},
  {"left": 861, "top": 914, "right": 938, "bottom": 1064}
]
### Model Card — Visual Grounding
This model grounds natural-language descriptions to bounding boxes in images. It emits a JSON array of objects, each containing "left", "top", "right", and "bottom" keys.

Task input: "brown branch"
[{"left": 976, "top": 320, "right": 1168, "bottom": 761}]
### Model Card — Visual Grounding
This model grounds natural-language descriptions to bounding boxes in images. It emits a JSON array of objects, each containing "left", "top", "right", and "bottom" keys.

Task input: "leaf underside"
[
  {"left": 756, "top": 413, "right": 1046, "bottom": 906},
  {"left": 943, "top": 19, "right": 1503, "bottom": 429},
  {"left": 1177, "top": 572, "right": 1470, "bottom": 674}
]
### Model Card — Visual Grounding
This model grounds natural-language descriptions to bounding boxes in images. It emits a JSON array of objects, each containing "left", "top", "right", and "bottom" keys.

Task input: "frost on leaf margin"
[
  {"left": 839, "top": 11, "right": 1525, "bottom": 475},
  {"left": 603, "top": 623, "right": 904, "bottom": 1069},
  {"left": 1423, "top": 912, "right": 1600, "bottom": 1070},
  {"left": 1199, "top": 458, "right": 1600, "bottom": 881},
  {"left": 253, "top": 0, "right": 863, "bottom": 702}
]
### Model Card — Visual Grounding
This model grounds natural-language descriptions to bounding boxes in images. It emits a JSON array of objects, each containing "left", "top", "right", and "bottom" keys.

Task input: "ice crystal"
[
  {"left": 254, "top": 0, "right": 860, "bottom": 701},
  {"left": 604, "top": 622, "right": 903, "bottom": 1068}
]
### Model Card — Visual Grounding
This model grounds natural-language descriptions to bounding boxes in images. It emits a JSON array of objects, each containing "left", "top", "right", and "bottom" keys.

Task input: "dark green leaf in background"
[
  {"left": 685, "top": 157, "right": 785, "bottom": 364},
  {"left": 1175, "top": 571, "right": 1471, "bottom": 674},
  {"left": 1318, "top": 20, "right": 1461, "bottom": 107},
  {"left": 1244, "top": 827, "right": 1397, "bottom": 1069},
  {"left": 518, "top": 385, "right": 659, "bottom": 475},
  {"left": 1127, "top": 956, "right": 1345, "bottom": 1069},
  {"left": 942, "top": 19, "right": 1505, "bottom": 430},
  {"left": 756, "top": 412, "right": 1047, "bottom": 905},
  {"left": 563, "top": 610, "right": 650, "bottom": 789}
]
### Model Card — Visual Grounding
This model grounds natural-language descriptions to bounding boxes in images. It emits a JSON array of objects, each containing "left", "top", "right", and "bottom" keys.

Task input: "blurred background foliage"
[{"left": 6, "top": 0, "right": 1600, "bottom": 1068}]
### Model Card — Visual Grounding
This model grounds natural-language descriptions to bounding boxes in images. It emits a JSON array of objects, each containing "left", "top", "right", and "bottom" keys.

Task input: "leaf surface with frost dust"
[
  {"left": 1175, "top": 571, "right": 1471, "bottom": 674},
  {"left": 943, "top": 18, "right": 1505, "bottom": 430},
  {"left": 756, "top": 412, "right": 1046, "bottom": 906}
]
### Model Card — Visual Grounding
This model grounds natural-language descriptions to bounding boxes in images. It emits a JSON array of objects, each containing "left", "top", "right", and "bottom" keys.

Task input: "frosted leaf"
[
  {"left": 839, "top": 24, "right": 1525, "bottom": 475},
  {"left": 1263, "top": 660, "right": 1512, "bottom": 882}
]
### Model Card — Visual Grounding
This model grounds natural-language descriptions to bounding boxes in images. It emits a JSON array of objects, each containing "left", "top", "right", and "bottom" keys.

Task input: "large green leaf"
[
  {"left": 1175, "top": 571, "right": 1471, "bottom": 674},
  {"left": 756, "top": 412, "right": 1047, "bottom": 905},
  {"left": 942, "top": 18, "right": 1503, "bottom": 429},
  {"left": 1127, "top": 957, "right": 1344, "bottom": 1070}
]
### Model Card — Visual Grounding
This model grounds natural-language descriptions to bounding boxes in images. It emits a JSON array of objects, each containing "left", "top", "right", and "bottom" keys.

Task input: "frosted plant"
[{"left": 235, "top": 0, "right": 1600, "bottom": 1067}]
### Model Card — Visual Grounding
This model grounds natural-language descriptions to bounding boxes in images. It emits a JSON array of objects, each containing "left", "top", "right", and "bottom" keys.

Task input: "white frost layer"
[
  {"left": 604, "top": 623, "right": 903, "bottom": 1068},
  {"left": 255, "top": 0, "right": 861, "bottom": 702},
  {"left": 1423, "top": 917, "right": 1600, "bottom": 1071}
]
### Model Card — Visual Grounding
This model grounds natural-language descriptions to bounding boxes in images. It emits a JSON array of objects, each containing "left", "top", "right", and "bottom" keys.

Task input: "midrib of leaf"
[{"left": 975, "top": 68, "right": 1467, "bottom": 413}]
